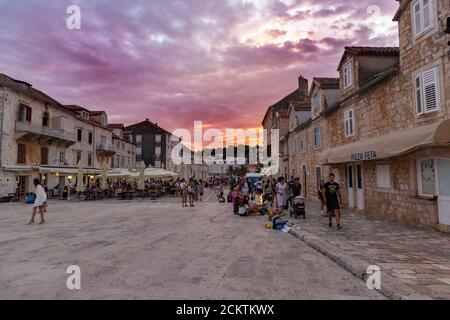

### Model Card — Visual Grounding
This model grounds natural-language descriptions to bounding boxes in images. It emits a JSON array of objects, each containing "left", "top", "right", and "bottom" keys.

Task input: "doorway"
[
  {"left": 437, "top": 159, "right": 450, "bottom": 226},
  {"left": 302, "top": 164, "right": 307, "bottom": 198},
  {"left": 356, "top": 164, "right": 364, "bottom": 210},
  {"left": 347, "top": 165, "right": 354, "bottom": 208}
]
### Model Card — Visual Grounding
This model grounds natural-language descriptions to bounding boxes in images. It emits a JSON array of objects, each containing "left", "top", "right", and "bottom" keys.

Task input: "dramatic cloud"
[{"left": 0, "top": 0, "right": 399, "bottom": 139}]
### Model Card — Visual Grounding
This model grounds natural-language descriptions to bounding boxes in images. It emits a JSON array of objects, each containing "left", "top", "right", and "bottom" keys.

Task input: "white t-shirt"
[
  {"left": 179, "top": 182, "right": 187, "bottom": 190},
  {"left": 238, "top": 205, "right": 248, "bottom": 215}
]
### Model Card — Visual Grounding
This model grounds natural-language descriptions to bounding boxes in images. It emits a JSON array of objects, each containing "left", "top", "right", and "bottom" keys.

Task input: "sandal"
[{"left": 38, "top": 220, "right": 45, "bottom": 225}]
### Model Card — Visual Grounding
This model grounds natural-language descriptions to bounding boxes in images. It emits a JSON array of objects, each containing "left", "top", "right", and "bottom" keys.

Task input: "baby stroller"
[{"left": 290, "top": 196, "right": 306, "bottom": 219}]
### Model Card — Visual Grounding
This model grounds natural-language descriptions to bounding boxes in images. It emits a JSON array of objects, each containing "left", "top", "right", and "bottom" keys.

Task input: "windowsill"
[
  {"left": 413, "top": 29, "right": 434, "bottom": 42},
  {"left": 417, "top": 109, "right": 441, "bottom": 119},
  {"left": 411, "top": 195, "right": 438, "bottom": 201}
]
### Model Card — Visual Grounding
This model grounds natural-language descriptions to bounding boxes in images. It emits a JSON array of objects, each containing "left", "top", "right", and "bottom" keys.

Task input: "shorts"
[
  {"left": 317, "top": 192, "right": 325, "bottom": 202},
  {"left": 326, "top": 199, "right": 340, "bottom": 212}
]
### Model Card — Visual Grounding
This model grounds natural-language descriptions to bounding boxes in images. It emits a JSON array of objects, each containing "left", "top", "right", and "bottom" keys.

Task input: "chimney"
[{"left": 298, "top": 75, "right": 309, "bottom": 97}]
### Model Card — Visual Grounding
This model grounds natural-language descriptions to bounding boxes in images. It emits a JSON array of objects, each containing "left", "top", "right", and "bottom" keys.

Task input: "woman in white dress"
[
  {"left": 28, "top": 178, "right": 47, "bottom": 225},
  {"left": 275, "top": 177, "right": 288, "bottom": 209}
]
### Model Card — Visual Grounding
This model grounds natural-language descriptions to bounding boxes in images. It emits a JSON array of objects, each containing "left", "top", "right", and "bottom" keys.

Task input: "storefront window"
[{"left": 419, "top": 159, "right": 436, "bottom": 196}]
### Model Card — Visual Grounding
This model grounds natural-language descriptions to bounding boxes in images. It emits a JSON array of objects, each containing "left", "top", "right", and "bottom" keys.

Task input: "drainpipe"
[{"left": 0, "top": 88, "right": 4, "bottom": 167}]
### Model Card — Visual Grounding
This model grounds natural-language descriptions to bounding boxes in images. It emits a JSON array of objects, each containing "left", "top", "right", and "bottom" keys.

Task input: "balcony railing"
[
  {"left": 15, "top": 121, "right": 75, "bottom": 144},
  {"left": 96, "top": 144, "right": 116, "bottom": 157}
]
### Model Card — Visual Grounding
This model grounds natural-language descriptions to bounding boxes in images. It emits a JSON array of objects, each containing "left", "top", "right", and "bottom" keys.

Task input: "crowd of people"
[
  {"left": 204, "top": 173, "right": 343, "bottom": 230},
  {"left": 25, "top": 173, "right": 343, "bottom": 230}
]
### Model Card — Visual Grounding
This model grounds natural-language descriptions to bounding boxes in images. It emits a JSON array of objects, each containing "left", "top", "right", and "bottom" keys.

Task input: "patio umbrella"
[
  {"left": 76, "top": 159, "right": 84, "bottom": 193},
  {"left": 137, "top": 161, "right": 146, "bottom": 190},
  {"left": 101, "top": 162, "right": 108, "bottom": 190}
]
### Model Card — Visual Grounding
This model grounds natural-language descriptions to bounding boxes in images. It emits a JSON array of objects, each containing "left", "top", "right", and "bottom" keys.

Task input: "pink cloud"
[{"left": 0, "top": 0, "right": 399, "bottom": 138}]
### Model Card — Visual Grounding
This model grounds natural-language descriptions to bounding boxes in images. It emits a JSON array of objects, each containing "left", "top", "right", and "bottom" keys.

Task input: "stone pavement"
[
  {"left": 289, "top": 202, "right": 450, "bottom": 300},
  {"left": 0, "top": 192, "right": 383, "bottom": 300}
]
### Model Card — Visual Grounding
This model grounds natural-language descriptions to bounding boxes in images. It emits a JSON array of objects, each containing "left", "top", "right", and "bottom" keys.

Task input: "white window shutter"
[
  {"left": 422, "top": 67, "right": 439, "bottom": 112},
  {"left": 413, "top": 1, "right": 422, "bottom": 36},
  {"left": 422, "top": 0, "right": 433, "bottom": 31},
  {"left": 414, "top": 74, "right": 423, "bottom": 115},
  {"left": 349, "top": 110, "right": 354, "bottom": 135},
  {"left": 343, "top": 61, "right": 352, "bottom": 89}
]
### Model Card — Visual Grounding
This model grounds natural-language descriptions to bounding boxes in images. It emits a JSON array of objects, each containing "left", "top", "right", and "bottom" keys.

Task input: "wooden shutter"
[
  {"left": 41, "top": 147, "right": 49, "bottom": 165},
  {"left": 414, "top": 74, "right": 423, "bottom": 115},
  {"left": 423, "top": 67, "right": 439, "bottom": 112},
  {"left": 17, "top": 144, "right": 26, "bottom": 164},
  {"left": 413, "top": 0, "right": 422, "bottom": 36},
  {"left": 26, "top": 106, "right": 32, "bottom": 122}
]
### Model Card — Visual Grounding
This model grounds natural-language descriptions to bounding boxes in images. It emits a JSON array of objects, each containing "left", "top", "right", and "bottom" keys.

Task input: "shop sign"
[{"left": 351, "top": 150, "right": 377, "bottom": 161}]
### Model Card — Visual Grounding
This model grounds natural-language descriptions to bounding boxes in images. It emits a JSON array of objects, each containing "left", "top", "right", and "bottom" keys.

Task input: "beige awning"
[
  {"left": 38, "top": 166, "right": 101, "bottom": 175},
  {"left": 319, "top": 119, "right": 450, "bottom": 165}
]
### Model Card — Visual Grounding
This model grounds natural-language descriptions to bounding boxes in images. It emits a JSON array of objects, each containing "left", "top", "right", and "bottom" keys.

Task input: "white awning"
[
  {"left": 1, "top": 165, "right": 33, "bottom": 175},
  {"left": 38, "top": 166, "right": 101, "bottom": 175},
  {"left": 319, "top": 119, "right": 450, "bottom": 165}
]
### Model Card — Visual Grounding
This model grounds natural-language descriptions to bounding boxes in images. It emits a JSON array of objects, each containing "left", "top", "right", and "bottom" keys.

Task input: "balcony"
[
  {"left": 15, "top": 121, "right": 76, "bottom": 147},
  {"left": 96, "top": 144, "right": 116, "bottom": 157}
]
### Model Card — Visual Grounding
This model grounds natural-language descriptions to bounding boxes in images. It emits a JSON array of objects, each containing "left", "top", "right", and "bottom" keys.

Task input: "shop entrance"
[
  {"left": 437, "top": 159, "right": 450, "bottom": 226},
  {"left": 356, "top": 164, "right": 364, "bottom": 210},
  {"left": 347, "top": 165, "right": 354, "bottom": 208}
]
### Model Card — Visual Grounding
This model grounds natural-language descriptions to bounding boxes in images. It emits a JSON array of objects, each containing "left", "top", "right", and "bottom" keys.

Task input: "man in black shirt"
[
  {"left": 323, "top": 173, "right": 342, "bottom": 230},
  {"left": 290, "top": 177, "right": 302, "bottom": 197}
]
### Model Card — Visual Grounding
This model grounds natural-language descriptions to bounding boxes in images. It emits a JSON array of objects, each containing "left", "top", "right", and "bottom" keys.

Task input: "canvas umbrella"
[
  {"left": 101, "top": 162, "right": 108, "bottom": 190},
  {"left": 137, "top": 161, "right": 146, "bottom": 190},
  {"left": 76, "top": 159, "right": 84, "bottom": 193}
]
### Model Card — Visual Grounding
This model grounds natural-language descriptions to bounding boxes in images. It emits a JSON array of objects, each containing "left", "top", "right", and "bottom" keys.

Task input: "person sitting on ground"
[
  {"left": 248, "top": 195, "right": 264, "bottom": 213},
  {"left": 218, "top": 191, "right": 226, "bottom": 203},
  {"left": 237, "top": 195, "right": 260, "bottom": 217}
]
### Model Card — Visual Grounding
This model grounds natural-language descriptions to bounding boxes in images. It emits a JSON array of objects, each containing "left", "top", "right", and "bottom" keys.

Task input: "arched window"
[{"left": 42, "top": 111, "right": 49, "bottom": 127}]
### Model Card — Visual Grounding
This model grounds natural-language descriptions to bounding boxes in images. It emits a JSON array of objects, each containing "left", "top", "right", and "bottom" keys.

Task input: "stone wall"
[{"left": 397, "top": 0, "right": 449, "bottom": 124}]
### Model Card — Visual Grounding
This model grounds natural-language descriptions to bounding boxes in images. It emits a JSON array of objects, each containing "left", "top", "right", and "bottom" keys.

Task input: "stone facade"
[
  {"left": 263, "top": 1, "right": 450, "bottom": 230},
  {"left": 109, "top": 124, "right": 136, "bottom": 169},
  {"left": 0, "top": 74, "right": 139, "bottom": 197}
]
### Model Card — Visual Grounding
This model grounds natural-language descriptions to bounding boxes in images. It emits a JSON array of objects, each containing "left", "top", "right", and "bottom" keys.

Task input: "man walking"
[{"left": 323, "top": 173, "right": 342, "bottom": 230}]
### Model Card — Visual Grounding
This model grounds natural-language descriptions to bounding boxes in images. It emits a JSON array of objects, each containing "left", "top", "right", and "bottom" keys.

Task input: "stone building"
[
  {"left": 108, "top": 123, "right": 136, "bottom": 169},
  {"left": 0, "top": 74, "right": 118, "bottom": 196},
  {"left": 0, "top": 74, "right": 77, "bottom": 195},
  {"left": 262, "top": 76, "right": 308, "bottom": 157},
  {"left": 124, "top": 119, "right": 175, "bottom": 170},
  {"left": 264, "top": 0, "right": 450, "bottom": 231},
  {"left": 287, "top": 77, "right": 339, "bottom": 199},
  {"left": 63, "top": 105, "right": 115, "bottom": 189}
]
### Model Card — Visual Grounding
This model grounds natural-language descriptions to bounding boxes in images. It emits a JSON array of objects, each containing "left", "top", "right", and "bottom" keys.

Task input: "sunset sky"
[{"left": 0, "top": 0, "right": 399, "bottom": 138}]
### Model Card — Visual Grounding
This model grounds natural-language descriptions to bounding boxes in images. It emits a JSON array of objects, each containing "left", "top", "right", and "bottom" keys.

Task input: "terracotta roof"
[
  {"left": 338, "top": 46, "right": 399, "bottom": 70},
  {"left": 0, "top": 73, "right": 76, "bottom": 116},
  {"left": 314, "top": 77, "right": 339, "bottom": 89},
  {"left": 65, "top": 104, "right": 90, "bottom": 112},
  {"left": 262, "top": 87, "right": 307, "bottom": 125},
  {"left": 125, "top": 119, "right": 172, "bottom": 136},
  {"left": 108, "top": 123, "right": 124, "bottom": 129},
  {"left": 290, "top": 100, "right": 311, "bottom": 112},
  {"left": 345, "top": 46, "right": 399, "bottom": 56},
  {"left": 324, "top": 64, "right": 399, "bottom": 116},
  {"left": 89, "top": 110, "right": 106, "bottom": 116}
]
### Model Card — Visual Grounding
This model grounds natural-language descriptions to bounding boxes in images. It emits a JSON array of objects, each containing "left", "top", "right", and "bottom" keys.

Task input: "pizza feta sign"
[{"left": 351, "top": 150, "right": 377, "bottom": 161}]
